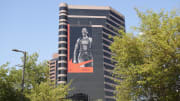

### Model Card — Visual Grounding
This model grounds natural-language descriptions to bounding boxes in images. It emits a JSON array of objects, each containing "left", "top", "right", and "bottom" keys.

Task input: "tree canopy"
[
  {"left": 110, "top": 9, "right": 180, "bottom": 101},
  {"left": 0, "top": 53, "right": 70, "bottom": 101}
]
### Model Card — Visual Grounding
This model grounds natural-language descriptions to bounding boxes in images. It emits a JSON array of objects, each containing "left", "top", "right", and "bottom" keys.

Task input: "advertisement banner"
[{"left": 68, "top": 24, "right": 94, "bottom": 73}]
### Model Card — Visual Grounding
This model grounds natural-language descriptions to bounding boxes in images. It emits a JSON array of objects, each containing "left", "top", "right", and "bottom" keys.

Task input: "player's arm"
[
  {"left": 89, "top": 37, "right": 92, "bottom": 48},
  {"left": 73, "top": 38, "right": 80, "bottom": 63}
]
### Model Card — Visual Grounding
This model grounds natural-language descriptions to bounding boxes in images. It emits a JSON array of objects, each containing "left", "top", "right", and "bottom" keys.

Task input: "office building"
[
  {"left": 49, "top": 53, "right": 59, "bottom": 84},
  {"left": 57, "top": 3, "right": 125, "bottom": 101}
]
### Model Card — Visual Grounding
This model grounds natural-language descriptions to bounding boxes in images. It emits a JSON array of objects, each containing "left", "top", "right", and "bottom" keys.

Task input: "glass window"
[
  {"left": 105, "top": 84, "right": 115, "bottom": 90},
  {"left": 103, "top": 39, "right": 111, "bottom": 46},
  {"left": 105, "top": 77, "right": 115, "bottom": 84},
  {"left": 68, "top": 9, "right": 109, "bottom": 16},
  {"left": 103, "top": 46, "right": 111, "bottom": 52},
  {"left": 104, "top": 52, "right": 111, "bottom": 57},
  {"left": 104, "top": 64, "right": 114, "bottom": 70},
  {"left": 58, "top": 43, "right": 67, "bottom": 48},
  {"left": 59, "top": 37, "right": 67, "bottom": 41},
  {"left": 106, "top": 19, "right": 119, "bottom": 28},
  {"left": 59, "top": 15, "right": 67, "bottom": 19},
  {"left": 50, "top": 77, "right": 54, "bottom": 79},
  {"left": 103, "top": 28, "right": 116, "bottom": 36},
  {"left": 105, "top": 91, "right": 114, "bottom": 96},
  {"left": 59, "top": 25, "right": 67, "bottom": 29},
  {"left": 50, "top": 73, "right": 55, "bottom": 75},
  {"left": 109, "top": 16, "right": 123, "bottom": 25},
  {"left": 59, "top": 31, "right": 67, "bottom": 35},
  {"left": 106, "top": 24, "right": 118, "bottom": 33},
  {"left": 50, "top": 69, "right": 54, "bottom": 72},
  {"left": 60, "top": 7, "right": 67, "bottom": 10},
  {"left": 104, "top": 71, "right": 113, "bottom": 77},
  {"left": 59, "top": 63, "right": 67, "bottom": 67},
  {"left": 59, "top": 56, "right": 67, "bottom": 61},
  {"left": 104, "top": 58, "right": 112, "bottom": 64},
  {"left": 103, "top": 34, "right": 113, "bottom": 42},
  {"left": 58, "top": 70, "right": 67, "bottom": 74},
  {"left": 105, "top": 98, "right": 116, "bottom": 101},
  {"left": 110, "top": 11, "right": 124, "bottom": 22},
  {"left": 58, "top": 50, "right": 67, "bottom": 54},
  {"left": 50, "top": 62, "right": 55, "bottom": 65},
  {"left": 58, "top": 77, "right": 67, "bottom": 81}
]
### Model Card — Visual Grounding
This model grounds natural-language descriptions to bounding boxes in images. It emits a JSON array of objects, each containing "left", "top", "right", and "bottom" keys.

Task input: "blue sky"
[{"left": 0, "top": 0, "right": 179, "bottom": 67}]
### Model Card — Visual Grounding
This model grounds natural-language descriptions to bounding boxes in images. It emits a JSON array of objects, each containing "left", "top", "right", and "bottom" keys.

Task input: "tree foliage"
[
  {"left": 0, "top": 63, "right": 22, "bottom": 101},
  {"left": 0, "top": 53, "right": 70, "bottom": 101},
  {"left": 27, "top": 81, "right": 71, "bottom": 101},
  {"left": 110, "top": 9, "right": 180, "bottom": 101}
]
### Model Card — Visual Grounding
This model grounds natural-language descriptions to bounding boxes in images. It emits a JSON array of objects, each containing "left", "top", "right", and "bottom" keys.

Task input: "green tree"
[
  {"left": 0, "top": 63, "right": 29, "bottom": 101},
  {"left": 22, "top": 53, "right": 71, "bottom": 101},
  {"left": 110, "top": 9, "right": 180, "bottom": 101},
  {"left": 0, "top": 53, "right": 71, "bottom": 101},
  {"left": 27, "top": 81, "right": 71, "bottom": 101},
  {"left": 8, "top": 53, "right": 49, "bottom": 93}
]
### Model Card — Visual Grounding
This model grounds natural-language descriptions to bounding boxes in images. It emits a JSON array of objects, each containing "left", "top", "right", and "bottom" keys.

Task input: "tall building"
[
  {"left": 58, "top": 3, "right": 125, "bottom": 101},
  {"left": 49, "top": 53, "right": 59, "bottom": 84}
]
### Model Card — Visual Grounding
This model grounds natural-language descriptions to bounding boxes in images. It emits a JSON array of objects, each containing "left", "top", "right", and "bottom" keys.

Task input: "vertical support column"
[{"left": 58, "top": 3, "right": 68, "bottom": 84}]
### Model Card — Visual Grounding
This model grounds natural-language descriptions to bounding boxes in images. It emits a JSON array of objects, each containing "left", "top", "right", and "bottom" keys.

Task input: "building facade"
[
  {"left": 57, "top": 3, "right": 125, "bottom": 101},
  {"left": 49, "top": 53, "right": 59, "bottom": 84}
]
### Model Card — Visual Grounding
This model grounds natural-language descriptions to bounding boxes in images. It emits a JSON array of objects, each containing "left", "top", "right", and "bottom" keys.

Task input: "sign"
[{"left": 67, "top": 24, "right": 94, "bottom": 73}]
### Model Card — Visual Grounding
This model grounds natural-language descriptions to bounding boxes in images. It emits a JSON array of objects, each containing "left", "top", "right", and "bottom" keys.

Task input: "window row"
[
  {"left": 59, "top": 56, "right": 67, "bottom": 61},
  {"left": 59, "top": 37, "right": 67, "bottom": 41},
  {"left": 106, "top": 24, "right": 119, "bottom": 33},
  {"left": 59, "top": 7, "right": 67, "bottom": 10},
  {"left": 59, "top": 43, "right": 67, "bottom": 48},
  {"left": 103, "top": 33, "right": 113, "bottom": 42},
  {"left": 105, "top": 98, "right": 116, "bottom": 101},
  {"left": 59, "top": 31, "right": 67, "bottom": 35},
  {"left": 104, "top": 71, "right": 113, "bottom": 77},
  {"left": 105, "top": 77, "right": 115, "bottom": 84},
  {"left": 58, "top": 77, "right": 67, "bottom": 81},
  {"left": 58, "top": 63, "right": 67, "bottom": 67},
  {"left": 105, "top": 91, "right": 114, "bottom": 96},
  {"left": 59, "top": 15, "right": 67, "bottom": 19},
  {"left": 103, "top": 45, "right": 111, "bottom": 52},
  {"left": 58, "top": 50, "right": 67, "bottom": 54},
  {"left": 110, "top": 11, "right": 124, "bottom": 22},
  {"left": 104, "top": 51, "right": 111, "bottom": 58},
  {"left": 50, "top": 69, "right": 55, "bottom": 72},
  {"left": 103, "top": 39, "right": 111, "bottom": 46},
  {"left": 104, "top": 64, "right": 114, "bottom": 70},
  {"left": 103, "top": 28, "right": 116, "bottom": 37},
  {"left": 50, "top": 73, "right": 55, "bottom": 76},
  {"left": 105, "top": 84, "right": 115, "bottom": 90},
  {"left": 49, "top": 62, "right": 55, "bottom": 65},
  {"left": 59, "top": 25, "right": 67, "bottom": 29},
  {"left": 109, "top": 15, "right": 124, "bottom": 26},
  {"left": 106, "top": 19, "right": 119, "bottom": 29},
  {"left": 68, "top": 18, "right": 106, "bottom": 25},
  {"left": 68, "top": 9, "right": 109, "bottom": 16},
  {"left": 50, "top": 76, "right": 55, "bottom": 79},
  {"left": 50, "top": 66, "right": 55, "bottom": 68},
  {"left": 58, "top": 70, "right": 67, "bottom": 74}
]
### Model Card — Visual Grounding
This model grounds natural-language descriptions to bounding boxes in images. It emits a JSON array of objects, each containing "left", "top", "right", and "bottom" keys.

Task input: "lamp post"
[{"left": 12, "top": 49, "right": 26, "bottom": 101}]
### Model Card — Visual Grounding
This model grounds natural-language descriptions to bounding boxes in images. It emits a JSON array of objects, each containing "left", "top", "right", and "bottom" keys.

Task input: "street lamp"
[{"left": 12, "top": 49, "right": 26, "bottom": 101}]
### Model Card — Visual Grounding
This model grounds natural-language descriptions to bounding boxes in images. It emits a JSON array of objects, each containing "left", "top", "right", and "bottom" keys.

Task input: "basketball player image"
[{"left": 73, "top": 27, "right": 93, "bottom": 67}]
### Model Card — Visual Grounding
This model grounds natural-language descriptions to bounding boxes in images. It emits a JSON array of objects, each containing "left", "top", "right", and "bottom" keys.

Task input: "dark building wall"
[
  {"left": 58, "top": 3, "right": 125, "bottom": 101},
  {"left": 66, "top": 6, "right": 110, "bottom": 101},
  {"left": 67, "top": 25, "right": 105, "bottom": 100},
  {"left": 68, "top": 9, "right": 109, "bottom": 16},
  {"left": 68, "top": 18, "right": 107, "bottom": 26}
]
